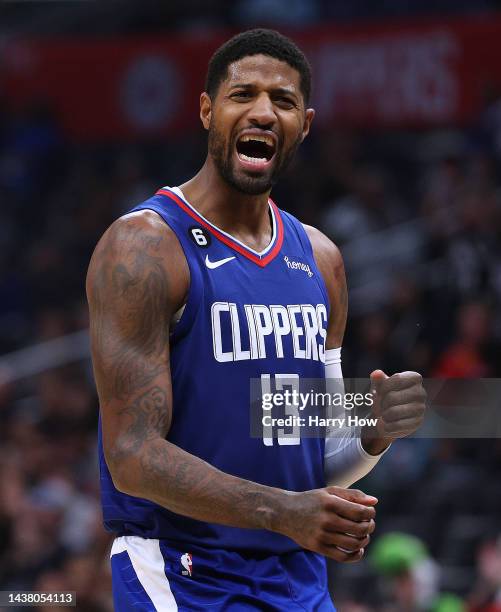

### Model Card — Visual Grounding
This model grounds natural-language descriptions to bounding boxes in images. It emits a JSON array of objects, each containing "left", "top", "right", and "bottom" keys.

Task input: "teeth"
[
  {"left": 240, "top": 134, "right": 274, "bottom": 147},
  {"left": 239, "top": 153, "right": 267, "bottom": 164}
]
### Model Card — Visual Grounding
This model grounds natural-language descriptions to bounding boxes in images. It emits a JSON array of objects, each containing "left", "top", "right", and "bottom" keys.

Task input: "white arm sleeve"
[{"left": 324, "top": 347, "right": 390, "bottom": 488}]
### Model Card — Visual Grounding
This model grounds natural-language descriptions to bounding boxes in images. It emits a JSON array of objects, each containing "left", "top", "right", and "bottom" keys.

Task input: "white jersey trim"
[
  {"left": 167, "top": 186, "right": 278, "bottom": 257},
  {"left": 111, "top": 535, "right": 178, "bottom": 611}
]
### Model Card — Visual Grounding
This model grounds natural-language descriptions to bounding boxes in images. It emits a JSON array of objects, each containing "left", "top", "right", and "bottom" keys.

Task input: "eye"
[
  {"left": 231, "top": 91, "right": 252, "bottom": 100},
  {"left": 275, "top": 97, "right": 296, "bottom": 109}
]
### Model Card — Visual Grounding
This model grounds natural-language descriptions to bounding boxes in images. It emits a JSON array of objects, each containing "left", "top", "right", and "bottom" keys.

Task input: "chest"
[{"left": 195, "top": 250, "right": 328, "bottom": 364}]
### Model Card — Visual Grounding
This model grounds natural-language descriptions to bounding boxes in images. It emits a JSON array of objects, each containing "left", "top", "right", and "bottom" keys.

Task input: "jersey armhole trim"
[{"left": 127, "top": 204, "right": 201, "bottom": 341}]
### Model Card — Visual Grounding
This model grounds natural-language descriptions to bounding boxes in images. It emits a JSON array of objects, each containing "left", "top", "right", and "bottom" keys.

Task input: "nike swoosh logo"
[{"left": 205, "top": 255, "right": 236, "bottom": 269}]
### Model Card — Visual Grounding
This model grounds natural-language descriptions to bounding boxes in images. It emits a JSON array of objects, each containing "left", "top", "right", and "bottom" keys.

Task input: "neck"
[{"left": 179, "top": 156, "right": 272, "bottom": 247}]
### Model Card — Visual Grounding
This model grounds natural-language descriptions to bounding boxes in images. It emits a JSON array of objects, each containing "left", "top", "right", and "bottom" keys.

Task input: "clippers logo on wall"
[{"left": 2, "top": 17, "right": 501, "bottom": 140}]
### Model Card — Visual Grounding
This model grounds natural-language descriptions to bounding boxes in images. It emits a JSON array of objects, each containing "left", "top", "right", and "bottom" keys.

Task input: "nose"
[{"left": 247, "top": 92, "right": 276, "bottom": 129}]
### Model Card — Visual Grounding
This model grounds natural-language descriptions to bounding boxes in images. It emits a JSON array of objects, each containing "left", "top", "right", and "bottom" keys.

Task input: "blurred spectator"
[
  {"left": 433, "top": 301, "right": 494, "bottom": 378},
  {"left": 233, "top": 0, "right": 319, "bottom": 26},
  {"left": 468, "top": 536, "right": 501, "bottom": 612},
  {"left": 323, "top": 164, "right": 405, "bottom": 245}
]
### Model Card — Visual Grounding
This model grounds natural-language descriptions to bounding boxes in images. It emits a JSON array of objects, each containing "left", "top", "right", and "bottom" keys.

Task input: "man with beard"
[{"left": 87, "top": 29, "right": 426, "bottom": 611}]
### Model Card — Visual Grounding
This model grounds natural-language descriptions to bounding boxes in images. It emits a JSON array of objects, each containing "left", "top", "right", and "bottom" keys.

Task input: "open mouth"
[{"left": 236, "top": 134, "right": 276, "bottom": 166}]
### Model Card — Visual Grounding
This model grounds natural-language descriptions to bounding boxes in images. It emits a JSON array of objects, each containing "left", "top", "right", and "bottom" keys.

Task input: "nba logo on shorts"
[{"left": 180, "top": 552, "right": 193, "bottom": 577}]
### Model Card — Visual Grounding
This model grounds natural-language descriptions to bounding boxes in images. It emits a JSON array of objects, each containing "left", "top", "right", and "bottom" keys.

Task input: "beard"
[{"left": 208, "top": 121, "right": 302, "bottom": 195}]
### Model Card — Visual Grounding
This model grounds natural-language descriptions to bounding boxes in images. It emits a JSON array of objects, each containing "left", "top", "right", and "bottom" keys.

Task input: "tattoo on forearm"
[
  {"left": 138, "top": 436, "right": 278, "bottom": 530},
  {"left": 110, "top": 385, "right": 169, "bottom": 463}
]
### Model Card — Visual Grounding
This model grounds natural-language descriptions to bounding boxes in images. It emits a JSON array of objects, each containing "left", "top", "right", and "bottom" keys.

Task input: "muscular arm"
[
  {"left": 304, "top": 225, "right": 390, "bottom": 458},
  {"left": 87, "top": 211, "right": 293, "bottom": 531},
  {"left": 307, "top": 225, "right": 425, "bottom": 461}
]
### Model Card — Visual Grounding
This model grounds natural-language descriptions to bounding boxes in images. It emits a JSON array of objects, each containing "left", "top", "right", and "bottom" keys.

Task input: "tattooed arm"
[{"left": 87, "top": 212, "right": 376, "bottom": 561}]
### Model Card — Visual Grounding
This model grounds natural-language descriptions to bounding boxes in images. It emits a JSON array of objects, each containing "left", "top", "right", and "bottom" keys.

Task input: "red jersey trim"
[{"left": 155, "top": 188, "right": 284, "bottom": 268}]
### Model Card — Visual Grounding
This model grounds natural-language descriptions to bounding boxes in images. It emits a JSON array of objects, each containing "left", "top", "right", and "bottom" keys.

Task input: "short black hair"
[{"left": 205, "top": 28, "right": 312, "bottom": 104}]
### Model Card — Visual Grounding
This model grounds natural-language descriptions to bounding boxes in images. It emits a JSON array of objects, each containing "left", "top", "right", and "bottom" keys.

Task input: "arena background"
[{"left": 1, "top": 2, "right": 501, "bottom": 610}]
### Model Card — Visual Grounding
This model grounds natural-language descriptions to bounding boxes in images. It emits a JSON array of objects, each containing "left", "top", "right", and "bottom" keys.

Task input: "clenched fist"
[
  {"left": 277, "top": 486, "right": 377, "bottom": 562},
  {"left": 362, "top": 370, "right": 426, "bottom": 454}
]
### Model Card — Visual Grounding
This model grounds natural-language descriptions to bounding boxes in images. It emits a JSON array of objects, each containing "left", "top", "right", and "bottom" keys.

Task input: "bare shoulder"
[
  {"left": 88, "top": 210, "right": 179, "bottom": 270},
  {"left": 302, "top": 224, "right": 344, "bottom": 276},
  {"left": 86, "top": 209, "right": 189, "bottom": 312}
]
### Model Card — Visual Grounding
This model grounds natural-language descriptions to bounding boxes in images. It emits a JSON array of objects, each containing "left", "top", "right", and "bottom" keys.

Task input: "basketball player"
[{"left": 87, "top": 29, "right": 426, "bottom": 611}]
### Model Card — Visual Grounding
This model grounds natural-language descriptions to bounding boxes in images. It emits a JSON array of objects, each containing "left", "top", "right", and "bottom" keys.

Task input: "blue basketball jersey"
[{"left": 99, "top": 186, "right": 330, "bottom": 554}]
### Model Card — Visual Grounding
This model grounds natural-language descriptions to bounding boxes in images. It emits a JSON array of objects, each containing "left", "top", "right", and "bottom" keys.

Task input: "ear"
[
  {"left": 300, "top": 108, "right": 315, "bottom": 143},
  {"left": 200, "top": 92, "right": 212, "bottom": 130}
]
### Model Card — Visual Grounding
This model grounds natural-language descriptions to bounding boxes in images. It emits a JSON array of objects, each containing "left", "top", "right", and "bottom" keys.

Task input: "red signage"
[{"left": 1, "top": 17, "right": 501, "bottom": 140}]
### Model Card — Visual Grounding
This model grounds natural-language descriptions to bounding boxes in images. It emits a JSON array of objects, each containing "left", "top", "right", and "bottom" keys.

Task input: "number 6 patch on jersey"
[{"left": 188, "top": 225, "right": 211, "bottom": 248}]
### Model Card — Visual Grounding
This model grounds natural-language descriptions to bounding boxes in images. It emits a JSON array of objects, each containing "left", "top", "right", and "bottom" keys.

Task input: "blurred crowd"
[
  {"left": 1, "top": 81, "right": 501, "bottom": 610},
  {"left": 3, "top": 0, "right": 501, "bottom": 36}
]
